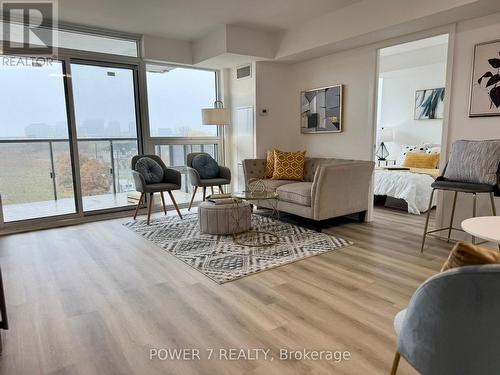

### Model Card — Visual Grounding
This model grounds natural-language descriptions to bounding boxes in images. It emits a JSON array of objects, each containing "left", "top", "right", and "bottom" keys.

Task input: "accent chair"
[
  {"left": 131, "top": 155, "right": 183, "bottom": 224},
  {"left": 391, "top": 265, "right": 500, "bottom": 375},
  {"left": 421, "top": 139, "right": 500, "bottom": 252},
  {"left": 186, "top": 152, "right": 231, "bottom": 210}
]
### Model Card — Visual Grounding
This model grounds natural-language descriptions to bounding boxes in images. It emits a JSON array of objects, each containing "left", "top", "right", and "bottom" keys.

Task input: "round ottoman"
[{"left": 198, "top": 200, "right": 252, "bottom": 235}]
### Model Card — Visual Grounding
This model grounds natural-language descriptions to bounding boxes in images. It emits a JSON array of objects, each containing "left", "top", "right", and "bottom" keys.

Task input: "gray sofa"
[{"left": 242, "top": 158, "right": 374, "bottom": 222}]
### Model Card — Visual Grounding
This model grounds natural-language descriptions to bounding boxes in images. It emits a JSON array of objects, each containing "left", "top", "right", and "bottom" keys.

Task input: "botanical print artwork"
[
  {"left": 414, "top": 88, "right": 445, "bottom": 120},
  {"left": 470, "top": 40, "right": 500, "bottom": 117},
  {"left": 301, "top": 85, "right": 342, "bottom": 133}
]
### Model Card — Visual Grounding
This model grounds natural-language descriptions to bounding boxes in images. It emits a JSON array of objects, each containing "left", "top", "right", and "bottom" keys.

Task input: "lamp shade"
[
  {"left": 201, "top": 108, "right": 231, "bottom": 125},
  {"left": 379, "top": 127, "right": 395, "bottom": 143}
]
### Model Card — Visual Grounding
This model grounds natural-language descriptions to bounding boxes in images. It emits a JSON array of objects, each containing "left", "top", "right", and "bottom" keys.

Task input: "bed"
[{"left": 374, "top": 168, "right": 439, "bottom": 214}]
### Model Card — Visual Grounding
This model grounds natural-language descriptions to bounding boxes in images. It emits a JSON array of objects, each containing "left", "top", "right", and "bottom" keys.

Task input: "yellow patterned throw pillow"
[
  {"left": 272, "top": 150, "right": 306, "bottom": 181},
  {"left": 265, "top": 149, "right": 277, "bottom": 178}
]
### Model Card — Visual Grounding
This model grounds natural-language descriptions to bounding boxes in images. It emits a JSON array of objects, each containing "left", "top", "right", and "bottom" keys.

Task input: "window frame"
[{"left": 141, "top": 62, "right": 223, "bottom": 163}]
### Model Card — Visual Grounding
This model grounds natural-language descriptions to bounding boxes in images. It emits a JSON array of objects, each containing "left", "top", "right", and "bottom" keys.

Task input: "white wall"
[
  {"left": 255, "top": 47, "right": 377, "bottom": 161},
  {"left": 254, "top": 62, "right": 295, "bottom": 157},
  {"left": 379, "top": 62, "right": 447, "bottom": 161}
]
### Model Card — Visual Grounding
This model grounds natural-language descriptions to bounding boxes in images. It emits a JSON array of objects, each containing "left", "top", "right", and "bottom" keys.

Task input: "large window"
[
  {"left": 0, "top": 59, "right": 76, "bottom": 222},
  {"left": 0, "top": 26, "right": 142, "bottom": 225},
  {"left": 146, "top": 66, "right": 217, "bottom": 137},
  {"left": 146, "top": 64, "right": 222, "bottom": 207}
]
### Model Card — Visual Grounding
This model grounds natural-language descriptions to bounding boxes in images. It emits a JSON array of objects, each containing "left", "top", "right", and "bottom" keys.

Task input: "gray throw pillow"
[
  {"left": 192, "top": 154, "right": 219, "bottom": 179},
  {"left": 443, "top": 140, "right": 500, "bottom": 185},
  {"left": 135, "top": 157, "right": 164, "bottom": 184}
]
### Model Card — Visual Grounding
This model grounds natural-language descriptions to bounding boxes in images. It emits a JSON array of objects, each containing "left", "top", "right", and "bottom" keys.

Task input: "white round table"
[{"left": 461, "top": 216, "right": 500, "bottom": 244}]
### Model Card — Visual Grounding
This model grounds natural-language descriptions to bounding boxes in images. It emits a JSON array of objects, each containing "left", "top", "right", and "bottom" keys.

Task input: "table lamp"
[{"left": 376, "top": 127, "right": 395, "bottom": 161}]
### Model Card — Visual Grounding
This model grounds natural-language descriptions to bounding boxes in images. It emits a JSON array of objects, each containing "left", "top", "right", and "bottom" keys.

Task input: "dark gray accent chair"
[
  {"left": 421, "top": 140, "right": 499, "bottom": 252},
  {"left": 186, "top": 152, "right": 231, "bottom": 210},
  {"left": 131, "top": 155, "right": 183, "bottom": 224},
  {"left": 391, "top": 265, "right": 500, "bottom": 375}
]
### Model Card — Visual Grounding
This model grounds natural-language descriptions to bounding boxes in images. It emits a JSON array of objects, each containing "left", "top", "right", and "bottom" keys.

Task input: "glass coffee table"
[{"left": 231, "top": 191, "right": 280, "bottom": 247}]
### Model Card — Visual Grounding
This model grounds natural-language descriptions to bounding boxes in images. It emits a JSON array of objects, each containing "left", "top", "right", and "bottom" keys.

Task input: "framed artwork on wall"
[
  {"left": 469, "top": 39, "right": 500, "bottom": 117},
  {"left": 414, "top": 88, "right": 445, "bottom": 120},
  {"left": 300, "top": 84, "right": 342, "bottom": 133}
]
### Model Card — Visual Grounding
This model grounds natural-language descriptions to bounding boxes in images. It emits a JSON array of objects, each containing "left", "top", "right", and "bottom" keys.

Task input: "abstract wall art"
[
  {"left": 414, "top": 88, "right": 445, "bottom": 120},
  {"left": 300, "top": 85, "right": 342, "bottom": 133}
]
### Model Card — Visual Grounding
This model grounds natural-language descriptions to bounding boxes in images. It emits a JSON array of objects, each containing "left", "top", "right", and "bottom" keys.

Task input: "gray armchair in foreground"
[
  {"left": 186, "top": 152, "right": 231, "bottom": 210},
  {"left": 131, "top": 155, "right": 183, "bottom": 224},
  {"left": 391, "top": 265, "right": 500, "bottom": 375}
]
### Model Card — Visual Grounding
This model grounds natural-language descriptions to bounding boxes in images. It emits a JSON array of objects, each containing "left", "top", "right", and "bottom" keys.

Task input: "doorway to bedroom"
[{"left": 374, "top": 34, "right": 449, "bottom": 215}]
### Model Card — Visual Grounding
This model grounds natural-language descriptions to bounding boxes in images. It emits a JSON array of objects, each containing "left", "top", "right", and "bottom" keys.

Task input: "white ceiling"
[
  {"left": 380, "top": 34, "right": 449, "bottom": 57},
  {"left": 58, "top": 0, "right": 362, "bottom": 40}
]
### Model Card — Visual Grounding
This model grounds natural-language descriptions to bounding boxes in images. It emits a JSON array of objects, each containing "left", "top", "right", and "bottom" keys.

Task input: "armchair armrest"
[
  {"left": 187, "top": 166, "right": 201, "bottom": 186},
  {"left": 219, "top": 165, "right": 231, "bottom": 181},
  {"left": 132, "top": 170, "right": 146, "bottom": 192},
  {"left": 163, "top": 168, "right": 182, "bottom": 186},
  {"left": 311, "top": 161, "right": 375, "bottom": 220}
]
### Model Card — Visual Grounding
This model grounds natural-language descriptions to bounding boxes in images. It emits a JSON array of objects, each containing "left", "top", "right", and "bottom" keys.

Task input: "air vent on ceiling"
[{"left": 236, "top": 64, "right": 251, "bottom": 80}]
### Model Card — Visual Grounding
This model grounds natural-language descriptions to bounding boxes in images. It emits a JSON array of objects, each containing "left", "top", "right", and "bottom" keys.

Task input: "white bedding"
[{"left": 374, "top": 170, "right": 437, "bottom": 215}]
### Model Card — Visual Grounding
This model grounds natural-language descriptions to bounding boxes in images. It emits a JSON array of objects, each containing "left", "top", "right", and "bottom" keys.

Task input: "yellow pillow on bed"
[{"left": 403, "top": 152, "right": 440, "bottom": 169}]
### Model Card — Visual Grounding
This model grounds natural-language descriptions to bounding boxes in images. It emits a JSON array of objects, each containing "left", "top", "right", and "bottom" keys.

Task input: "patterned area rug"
[{"left": 124, "top": 213, "right": 352, "bottom": 284}]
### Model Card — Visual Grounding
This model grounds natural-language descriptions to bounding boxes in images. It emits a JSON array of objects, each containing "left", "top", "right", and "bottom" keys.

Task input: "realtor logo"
[{"left": 2, "top": 1, "right": 57, "bottom": 56}]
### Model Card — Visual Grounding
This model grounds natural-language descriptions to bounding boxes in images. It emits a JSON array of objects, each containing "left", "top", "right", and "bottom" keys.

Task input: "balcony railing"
[
  {"left": 0, "top": 138, "right": 220, "bottom": 223},
  {"left": 0, "top": 137, "right": 138, "bottom": 206}
]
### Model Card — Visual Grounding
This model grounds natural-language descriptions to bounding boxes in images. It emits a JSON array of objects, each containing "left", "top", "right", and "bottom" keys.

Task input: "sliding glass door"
[
  {"left": 70, "top": 62, "right": 140, "bottom": 212},
  {"left": 0, "top": 59, "right": 76, "bottom": 222}
]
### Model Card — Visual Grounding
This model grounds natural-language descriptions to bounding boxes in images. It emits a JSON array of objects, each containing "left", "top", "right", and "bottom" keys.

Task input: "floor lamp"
[{"left": 201, "top": 100, "right": 231, "bottom": 164}]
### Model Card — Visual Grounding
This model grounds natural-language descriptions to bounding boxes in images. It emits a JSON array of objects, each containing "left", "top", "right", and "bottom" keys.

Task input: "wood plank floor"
[{"left": 0, "top": 207, "right": 453, "bottom": 375}]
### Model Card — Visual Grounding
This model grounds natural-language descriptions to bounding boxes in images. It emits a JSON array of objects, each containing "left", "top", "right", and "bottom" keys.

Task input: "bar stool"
[
  {"left": 421, "top": 180, "right": 497, "bottom": 252},
  {"left": 421, "top": 140, "right": 499, "bottom": 253}
]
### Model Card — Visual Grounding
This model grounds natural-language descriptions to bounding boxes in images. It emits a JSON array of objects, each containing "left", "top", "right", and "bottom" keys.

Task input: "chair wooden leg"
[
  {"left": 159, "top": 191, "right": 167, "bottom": 215},
  {"left": 147, "top": 193, "right": 154, "bottom": 225},
  {"left": 210, "top": 186, "right": 214, "bottom": 195},
  {"left": 202, "top": 187, "right": 206, "bottom": 201},
  {"left": 168, "top": 191, "right": 183, "bottom": 219},
  {"left": 447, "top": 191, "right": 458, "bottom": 242},
  {"left": 219, "top": 185, "right": 224, "bottom": 194},
  {"left": 421, "top": 188, "right": 435, "bottom": 253},
  {"left": 472, "top": 193, "right": 477, "bottom": 244},
  {"left": 133, "top": 193, "right": 144, "bottom": 220},
  {"left": 390, "top": 352, "right": 401, "bottom": 375},
  {"left": 188, "top": 187, "right": 197, "bottom": 211}
]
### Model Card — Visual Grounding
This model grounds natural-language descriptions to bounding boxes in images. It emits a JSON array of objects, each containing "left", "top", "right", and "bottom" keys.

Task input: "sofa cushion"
[
  {"left": 276, "top": 182, "right": 312, "bottom": 207},
  {"left": 248, "top": 179, "right": 296, "bottom": 192}
]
